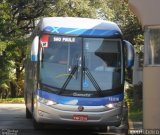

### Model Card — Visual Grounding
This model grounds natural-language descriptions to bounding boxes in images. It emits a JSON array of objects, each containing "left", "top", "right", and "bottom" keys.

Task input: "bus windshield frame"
[{"left": 39, "top": 34, "right": 123, "bottom": 96}]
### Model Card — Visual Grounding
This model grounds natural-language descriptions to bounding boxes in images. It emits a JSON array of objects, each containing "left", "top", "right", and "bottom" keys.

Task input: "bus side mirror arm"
[{"left": 123, "top": 40, "right": 135, "bottom": 68}]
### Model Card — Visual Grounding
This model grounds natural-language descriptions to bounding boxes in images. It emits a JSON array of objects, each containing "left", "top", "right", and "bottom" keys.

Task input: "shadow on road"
[
  {"left": 1, "top": 125, "right": 121, "bottom": 135},
  {"left": 1, "top": 129, "right": 115, "bottom": 135}
]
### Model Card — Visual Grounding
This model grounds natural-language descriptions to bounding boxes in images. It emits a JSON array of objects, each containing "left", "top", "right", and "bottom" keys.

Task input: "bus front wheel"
[
  {"left": 119, "top": 102, "right": 129, "bottom": 135},
  {"left": 33, "top": 118, "right": 44, "bottom": 130},
  {"left": 26, "top": 107, "right": 32, "bottom": 119},
  {"left": 98, "top": 127, "right": 108, "bottom": 132}
]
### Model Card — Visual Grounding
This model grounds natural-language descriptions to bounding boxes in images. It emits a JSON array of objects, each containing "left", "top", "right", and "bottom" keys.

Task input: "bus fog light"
[
  {"left": 38, "top": 96, "right": 57, "bottom": 106},
  {"left": 105, "top": 102, "right": 122, "bottom": 109},
  {"left": 106, "top": 103, "right": 114, "bottom": 109},
  {"left": 46, "top": 100, "right": 57, "bottom": 106}
]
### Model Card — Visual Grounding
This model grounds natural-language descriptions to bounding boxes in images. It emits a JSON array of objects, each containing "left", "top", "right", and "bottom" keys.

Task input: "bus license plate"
[{"left": 73, "top": 115, "right": 88, "bottom": 121}]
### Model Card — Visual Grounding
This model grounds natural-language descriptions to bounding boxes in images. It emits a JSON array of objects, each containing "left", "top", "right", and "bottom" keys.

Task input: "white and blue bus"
[{"left": 24, "top": 17, "right": 134, "bottom": 131}]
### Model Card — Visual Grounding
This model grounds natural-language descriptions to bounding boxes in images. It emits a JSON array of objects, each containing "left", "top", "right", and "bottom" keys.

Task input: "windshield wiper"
[
  {"left": 59, "top": 66, "right": 78, "bottom": 94},
  {"left": 82, "top": 56, "right": 103, "bottom": 96},
  {"left": 84, "top": 67, "right": 103, "bottom": 96},
  {"left": 59, "top": 55, "right": 103, "bottom": 96}
]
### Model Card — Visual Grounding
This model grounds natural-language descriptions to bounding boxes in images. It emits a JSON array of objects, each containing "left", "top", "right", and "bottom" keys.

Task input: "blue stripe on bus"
[
  {"left": 37, "top": 89, "right": 123, "bottom": 106},
  {"left": 43, "top": 26, "right": 121, "bottom": 37}
]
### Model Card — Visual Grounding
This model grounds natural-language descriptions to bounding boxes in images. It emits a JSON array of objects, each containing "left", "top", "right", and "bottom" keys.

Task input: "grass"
[
  {"left": 127, "top": 99, "right": 143, "bottom": 122},
  {"left": 129, "top": 110, "right": 143, "bottom": 122},
  {"left": 125, "top": 83, "right": 143, "bottom": 122},
  {"left": 0, "top": 98, "right": 24, "bottom": 103}
]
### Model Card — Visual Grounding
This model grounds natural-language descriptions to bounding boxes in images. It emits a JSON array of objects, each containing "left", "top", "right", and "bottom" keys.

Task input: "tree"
[
  {"left": 0, "top": 0, "right": 111, "bottom": 98},
  {"left": 101, "top": 0, "right": 143, "bottom": 45},
  {"left": 0, "top": 0, "right": 52, "bottom": 97},
  {"left": 49, "top": 0, "right": 111, "bottom": 18},
  {"left": 0, "top": 0, "right": 144, "bottom": 98}
]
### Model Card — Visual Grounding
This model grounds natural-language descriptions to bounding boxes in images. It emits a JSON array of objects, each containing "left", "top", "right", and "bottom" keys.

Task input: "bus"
[{"left": 24, "top": 17, "right": 134, "bottom": 131}]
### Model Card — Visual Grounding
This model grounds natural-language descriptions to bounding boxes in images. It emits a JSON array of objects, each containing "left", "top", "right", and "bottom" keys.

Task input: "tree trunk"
[{"left": 10, "top": 81, "right": 16, "bottom": 98}]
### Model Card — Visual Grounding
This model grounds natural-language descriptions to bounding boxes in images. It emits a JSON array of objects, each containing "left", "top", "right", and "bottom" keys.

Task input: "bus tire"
[
  {"left": 92, "top": 126, "right": 107, "bottom": 133},
  {"left": 26, "top": 107, "right": 32, "bottom": 119},
  {"left": 120, "top": 102, "right": 129, "bottom": 135},
  {"left": 98, "top": 127, "right": 108, "bottom": 132},
  {"left": 33, "top": 118, "right": 43, "bottom": 130}
]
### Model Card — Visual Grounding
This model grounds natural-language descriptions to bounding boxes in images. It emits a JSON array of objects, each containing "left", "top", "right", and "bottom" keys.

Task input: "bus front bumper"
[{"left": 34, "top": 102, "right": 122, "bottom": 127}]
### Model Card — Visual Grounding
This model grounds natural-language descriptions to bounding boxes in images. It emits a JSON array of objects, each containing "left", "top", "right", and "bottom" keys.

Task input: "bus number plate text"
[{"left": 73, "top": 115, "right": 88, "bottom": 121}]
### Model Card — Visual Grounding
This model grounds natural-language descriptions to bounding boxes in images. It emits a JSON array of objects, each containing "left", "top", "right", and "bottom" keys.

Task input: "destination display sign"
[{"left": 53, "top": 36, "right": 76, "bottom": 43}]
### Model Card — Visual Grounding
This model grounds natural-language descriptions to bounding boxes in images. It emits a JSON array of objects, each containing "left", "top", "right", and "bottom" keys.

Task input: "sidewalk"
[{"left": 129, "top": 120, "right": 143, "bottom": 129}]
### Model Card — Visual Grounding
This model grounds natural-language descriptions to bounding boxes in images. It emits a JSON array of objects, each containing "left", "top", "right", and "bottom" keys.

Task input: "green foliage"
[
  {"left": 48, "top": 0, "right": 112, "bottom": 19},
  {"left": 0, "top": 0, "right": 144, "bottom": 98},
  {"left": 129, "top": 107, "right": 143, "bottom": 122},
  {"left": 0, "top": 34, "right": 29, "bottom": 97},
  {"left": 134, "top": 44, "right": 144, "bottom": 67},
  {"left": 0, "top": 98, "right": 24, "bottom": 103},
  {"left": 0, "top": 42, "right": 7, "bottom": 55},
  {"left": 103, "top": 0, "right": 143, "bottom": 45},
  {"left": 125, "top": 83, "right": 143, "bottom": 121},
  {"left": 51, "top": 0, "right": 95, "bottom": 17},
  {"left": 0, "top": 0, "right": 113, "bottom": 98},
  {"left": 0, "top": 44, "right": 15, "bottom": 98}
]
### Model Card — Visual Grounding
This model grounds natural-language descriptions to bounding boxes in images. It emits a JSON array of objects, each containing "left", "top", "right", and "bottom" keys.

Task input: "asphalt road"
[{"left": 0, "top": 104, "right": 127, "bottom": 135}]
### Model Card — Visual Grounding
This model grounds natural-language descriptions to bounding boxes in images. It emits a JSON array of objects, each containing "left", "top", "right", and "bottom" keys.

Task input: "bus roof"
[{"left": 38, "top": 17, "right": 122, "bottom": 37}]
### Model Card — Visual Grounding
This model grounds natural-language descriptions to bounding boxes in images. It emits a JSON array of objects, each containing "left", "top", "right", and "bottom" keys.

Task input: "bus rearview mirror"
[
  {"left": 123, "top": 40, "right": 134, "bottom": 68},
  {"left": 31, "top": 36, "right": 39, "bottom": 62}
]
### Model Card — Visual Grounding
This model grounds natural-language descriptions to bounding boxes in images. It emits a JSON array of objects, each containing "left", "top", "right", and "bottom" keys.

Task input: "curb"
[
  {"left": 129, "top": 120, "right": 143, "bottom": 129},
  {"left": 129, "top": 120, "right": 134, "bottom": 129}
]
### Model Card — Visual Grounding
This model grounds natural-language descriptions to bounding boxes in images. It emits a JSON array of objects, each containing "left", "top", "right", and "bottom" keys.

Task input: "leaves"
[
  {"left": 0, "top": 0, "right": 143, "bottom": 98},
  {"left": 104, "top": 0, "right": 143, "bottom": 45}
]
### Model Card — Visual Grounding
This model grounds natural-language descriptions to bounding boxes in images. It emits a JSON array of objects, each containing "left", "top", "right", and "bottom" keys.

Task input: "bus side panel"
[{"left": 25, "top": 59, "right": 38, "bottom": 114}]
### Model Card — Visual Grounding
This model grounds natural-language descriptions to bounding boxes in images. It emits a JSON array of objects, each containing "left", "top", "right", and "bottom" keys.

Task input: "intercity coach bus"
[{"left": 24, "top": 17, "right": 134, "bottom": 131}]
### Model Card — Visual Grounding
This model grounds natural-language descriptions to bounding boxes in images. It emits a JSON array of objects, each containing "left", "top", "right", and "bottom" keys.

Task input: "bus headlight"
[
  {"left": 105, "top": 102, "right": 122, "bottom": 109},
  {"left": 38, "top": 96, "right": 57, "bottom": 106}
]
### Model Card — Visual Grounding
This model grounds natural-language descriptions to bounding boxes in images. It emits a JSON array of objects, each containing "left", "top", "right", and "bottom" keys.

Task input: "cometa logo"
[{"left": 73, "top": 92, "right": 91, "bottom": 97}]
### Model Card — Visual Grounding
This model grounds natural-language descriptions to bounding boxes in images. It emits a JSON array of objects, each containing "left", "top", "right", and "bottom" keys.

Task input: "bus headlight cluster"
[
  {"left": 38, "top": 96, "right": 57, "bottom": 106},
  {"left": 105, "top": 102, "right": 122, "bottom": 109}
]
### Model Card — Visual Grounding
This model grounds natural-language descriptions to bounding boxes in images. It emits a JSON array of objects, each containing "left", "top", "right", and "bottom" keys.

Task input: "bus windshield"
[{"left": 40, "top": 35, "right": 122, "bottom": 93}]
